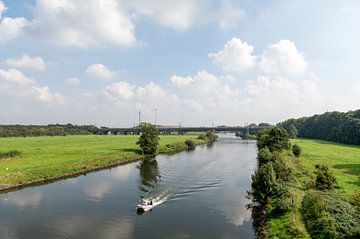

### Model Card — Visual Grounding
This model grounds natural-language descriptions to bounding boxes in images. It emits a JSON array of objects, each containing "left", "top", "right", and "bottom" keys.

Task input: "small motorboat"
[{"left": 137, "top": 199, "right": 154, "bottom": 212}]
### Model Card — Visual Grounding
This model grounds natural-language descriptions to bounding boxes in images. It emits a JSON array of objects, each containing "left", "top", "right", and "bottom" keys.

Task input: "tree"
[
  {"left": 257, "top": 127, "right": 290, "bottom": 152},
  {"left": 137, "top": 123, "right": 160, "bottom": 158},
  {"left": 288, "top": 124, "right": 298, "bottom": 139}
]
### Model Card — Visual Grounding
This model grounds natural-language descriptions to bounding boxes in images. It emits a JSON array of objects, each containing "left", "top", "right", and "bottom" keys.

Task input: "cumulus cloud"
[
  {"left": 171, "top": 70, "right": 220, "bottom": 92},
  {"left": 0, "top": 1, "right": 28, "bottom": 43},
  {"left": 217, "top": 0, "right": 244, "bottom": 30},
  {"left": 104, "top": 81, "right": 135, "bottom": 101},
  {"left": 5, "top": 54, "right": 46, "bottom": 71},
  {"left": 86, "top": 64, "right": 117, "bottom": 80},
  {"left": 27, "top": 0, "right": 136, "bottom": 47},
  {"left": 259, "top": 39, "right": 308, "bottom": 74},
  {"left": 0, "top": 68, "right": 65, "bottom": 105},
  {"left": 64, "top": 77, "right": 80, "bottom": 86},
  {"left": 209, "top": 38, "right": 256, "bottom": 72}
]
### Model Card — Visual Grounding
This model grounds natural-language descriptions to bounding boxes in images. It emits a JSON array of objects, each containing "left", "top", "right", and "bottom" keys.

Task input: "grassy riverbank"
[
  {"left": 267, "top": 138, "right": 360, "bottom": 238},
  {"left": 0, "top": 135, "right": 205, "bottom": 191}
]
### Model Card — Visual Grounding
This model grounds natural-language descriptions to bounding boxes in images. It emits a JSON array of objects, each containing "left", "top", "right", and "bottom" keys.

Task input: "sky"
[{"left": 0, "top": 0, "right": 359, "bottom": 127}]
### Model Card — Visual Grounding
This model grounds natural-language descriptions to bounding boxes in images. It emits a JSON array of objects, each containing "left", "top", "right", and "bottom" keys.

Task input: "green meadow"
[
  {"left": 294, "top": 138, "right": 360, "bottom": 197},
  {"left": 0, "top": 135, "right": 204, "bottom": 190},
  {"left": 268, "top": 138, "right": 360, "bottom": 238}
]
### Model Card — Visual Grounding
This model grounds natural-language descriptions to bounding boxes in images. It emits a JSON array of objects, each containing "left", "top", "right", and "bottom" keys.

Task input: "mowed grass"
[
  {"left": 0, "top": 135, "right": 202, "bottom": 189},
  {"left": 293, "top": 138, "right": 360, "bottom": 196}
]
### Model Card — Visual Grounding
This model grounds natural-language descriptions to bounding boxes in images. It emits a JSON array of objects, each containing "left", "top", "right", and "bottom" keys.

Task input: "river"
[{"left": 0, "top": 134, "right": 257, "bottom": 239}]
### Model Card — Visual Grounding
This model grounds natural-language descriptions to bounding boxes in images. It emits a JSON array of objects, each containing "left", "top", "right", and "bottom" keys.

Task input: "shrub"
[
  {"left": 272, "top": 157, "right": 293, "bottom": 182},
  {"left": 206, "top": 131, "right": 218, "bottom": 142},
  {"left": 257, "top": 147, "right": 273, "bottom": 166},
  {"left": 185, "top": 139, "right": 196, "bottom": 150},
  {"left": 292, "top": 144, "right": 302, "bottom": 157},
  {"left": 0, "top": 150, "right": 21, "bottom": 160},
  {"left": 315, "top": 165, "right": 337, "bottom": 190},
  {"left": 302, "top": 191, "right": 360, "bottom": 239},
  {"left": 197, "top": 134, "right": 207, "bottom": 141}
]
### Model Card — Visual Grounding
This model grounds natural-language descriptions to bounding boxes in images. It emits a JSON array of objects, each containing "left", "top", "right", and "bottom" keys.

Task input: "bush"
[
  {"left": 197, "top": 134, "right": 207, "bottom": 141},
  {"left": 302, "top": 191, "right": 338, "bottom": 239},
  {"left": 185, "top": 139, "right": 196, "bottom": 150},
  {"left": 206, "top": 131, "right": 218, "bottom": 142},
  {"left": 257, "top": 147, "right": 273, "bottom": 166},
  {"left": 302, "top": 191, "right": 360, "bottom": 239},
  {"left": 292, "top": 144, "right": 302, "bottom": 157},
  {"left": 272, "top": 157, "right": 293, "bottom": 182},
  {"left": 0, "top": 150, "right": 21, "bottom": 160},
  {"left": 158, "top": 142, "right": 188, "bottom": 155},
  {"left": 315, "top": 165, "right": 337, "bottom": 190}
]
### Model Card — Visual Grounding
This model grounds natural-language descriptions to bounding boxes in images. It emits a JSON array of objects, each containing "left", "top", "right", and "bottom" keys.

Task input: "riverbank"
[
  {"left": 0, "top": 135, "right": 207, "bottom": 192},
  {"left": 264, "top": 138, "right": 360, "bottom": 238}
]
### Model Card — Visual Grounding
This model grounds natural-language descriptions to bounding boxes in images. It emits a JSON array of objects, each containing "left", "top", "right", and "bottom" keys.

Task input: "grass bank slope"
[
  {"left": 294, "top": 138, "right": 360, "bottom": 197},
  {"left": 0, "top": 135, "right": 204, "bottom": 190}
]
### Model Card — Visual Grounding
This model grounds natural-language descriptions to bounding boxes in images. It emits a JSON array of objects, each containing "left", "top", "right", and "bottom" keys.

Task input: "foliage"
[
  {"left": 0, "top": 150, "right": 21, "bottom": 160},
  {"left": 257, "top": 147, "right": 274, "bottom": 166},
  {"left": 137, "top": 123, "right": 160, "bottom": 158},
  {"left": 292, "top": 144, "right": 302, "bottom": 157},
  {"left": 197, "top": 134, "right": 207, "bottom": 141},
  {"left": 288, "top": 124, "right": 298, "bottom": 139},
  {"left": 185, "top": 139, "right": 196, "bottom": 150},
  {"left": 272, "top": 157, "right": 293, "bottom": 182},
  {"left": 257, "top": 127, "right": 291, "bottom": 152},
  {"left": 302, "top": 191, "right": 360, "bottom": 239},
  {"left": 278, "top": 109, "right": 360, "bottom": 145},
  {"left": 315, "top": 165, "right": 337, "bottom": 190},
  {"left": 206, "top": 131, "right": 218, "bottom": 142},
  {"left": 0, "top": 124, "right": 99, "bottom": 137},
  {"left": 251, "top": 162, "right": 285, "bottom": 205}
]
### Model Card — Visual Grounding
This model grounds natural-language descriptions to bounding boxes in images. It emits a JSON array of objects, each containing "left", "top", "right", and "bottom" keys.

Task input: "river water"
[{"left": 0, "top": 134, "right": 257, "bottom": 239}]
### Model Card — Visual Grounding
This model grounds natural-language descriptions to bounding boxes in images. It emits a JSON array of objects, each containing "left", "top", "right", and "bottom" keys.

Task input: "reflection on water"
[
  {"left": 0, "top": 134, "right": 257, "bottom": 239},
  {"left": 138, "top": 159, "right": 159, "bottom": 193}
]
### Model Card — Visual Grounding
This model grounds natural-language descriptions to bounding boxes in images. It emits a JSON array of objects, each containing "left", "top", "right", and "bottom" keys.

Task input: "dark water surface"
[{"left": 0, "top": 135, "right": 257, "bottom": 239}]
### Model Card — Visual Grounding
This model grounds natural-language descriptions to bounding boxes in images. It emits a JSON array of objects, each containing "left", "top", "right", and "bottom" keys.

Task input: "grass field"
[
  {"left": 268, "top": 138, "right": 360, "bottom": 238},
  {"left": 293, "top": 138, "right": 360, "bottom": 196},
  {"left": 0, "top": 135, "right": 204, "bottom": 190}
]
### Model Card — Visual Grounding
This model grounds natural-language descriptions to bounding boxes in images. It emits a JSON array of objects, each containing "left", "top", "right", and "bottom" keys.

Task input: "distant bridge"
[{"left": 98, "top": 126, "right": 267, "bottom": 136}]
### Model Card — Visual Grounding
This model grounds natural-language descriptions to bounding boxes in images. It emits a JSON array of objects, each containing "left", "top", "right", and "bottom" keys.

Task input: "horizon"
[{"left": 1, "top": 0, "right": 360, "bottom": 127}]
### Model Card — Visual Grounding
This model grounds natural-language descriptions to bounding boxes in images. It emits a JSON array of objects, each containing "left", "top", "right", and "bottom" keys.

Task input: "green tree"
[
  {"left": 257, "top": 127, "right": 290, "bottom": 152},
  {"left": 251, "top": 162, "right": 284, "bottom": 205},
  {"left": 137, "top": 123, "right": 160, "bottom": 158},
  {"left": 288, "top": 124, "right": 298, "bottom": 138}
]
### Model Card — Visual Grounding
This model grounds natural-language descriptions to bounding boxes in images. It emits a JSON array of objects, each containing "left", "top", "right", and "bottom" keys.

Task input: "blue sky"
[{"left": 0, "top": 0, "right": 359, "bottom": 127}]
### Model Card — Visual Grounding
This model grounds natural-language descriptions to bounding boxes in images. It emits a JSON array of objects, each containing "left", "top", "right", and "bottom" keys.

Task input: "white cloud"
[
  {"left": 28, "top": 0, "right": 136, "bottom": 47},
  {"left": 209, "top": 38, "right": 256, "bottom": 72},
  {"left": 129, "top": 0, "right": 204, "bottom": 31},
  {"left": 64, "top": 77, "right": 80, "bottom": 86},
  {"left": 0, "top": 68, "right": 66, "bottom": 105},
  {"left": 0, "top": 13, "right": 28, "bottom": 43},
  {"left": 86, "top": 64, "right": 117, "bottom": 80},
  {"left": 171, "top": 70, "right": 219, "bottom": 91},
  {"left": 5, "top": 54, "right": 46, "bottom": 71},
  {"left": 104, "top": 81, "right": 135, "bottom": 101},
  {"left": 0, "top": 1, "right": 6, "bottom": 18},
  {"left": 217, "top": 0, "right": 244, "bottom": 30},
  {"left": 259, "top": 39, "right": 308, "bottom": 74}
]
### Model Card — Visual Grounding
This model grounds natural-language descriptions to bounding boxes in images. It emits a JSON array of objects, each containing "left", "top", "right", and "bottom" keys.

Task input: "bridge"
[{"left": 98, "top": 126, "right": 266, "bottom": 136}]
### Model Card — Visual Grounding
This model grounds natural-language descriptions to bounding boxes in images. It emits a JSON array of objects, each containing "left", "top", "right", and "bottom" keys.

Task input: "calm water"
[{"left": 0, "top": 135, "right": 257, "bottom": 239}]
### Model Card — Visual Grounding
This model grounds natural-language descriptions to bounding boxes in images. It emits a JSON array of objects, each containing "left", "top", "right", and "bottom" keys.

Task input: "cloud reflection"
[{"left": 0, "top": 191, "right": 42, "bottom": 208}]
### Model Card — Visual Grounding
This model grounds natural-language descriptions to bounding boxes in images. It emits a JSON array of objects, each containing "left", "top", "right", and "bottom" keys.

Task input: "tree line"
[
  {"left": 0, "top": 124, "right": 100, "bottom": 137},
  {"left": 278, "top": 109, "right": 360, "bottom": 145}
]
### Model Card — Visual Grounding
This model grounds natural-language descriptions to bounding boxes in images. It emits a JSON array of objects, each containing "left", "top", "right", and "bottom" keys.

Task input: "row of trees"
[
  {"left": 279, "top": 109, "right": 360, "bottom": 145},
  {"left": 0, "top": 124, "right": 100, "bottom": 137}
]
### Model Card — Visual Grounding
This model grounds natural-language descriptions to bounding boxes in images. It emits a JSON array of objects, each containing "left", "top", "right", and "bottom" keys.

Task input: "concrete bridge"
[{"left": 98, "top": 126, "right": 266, "bottom": 136}]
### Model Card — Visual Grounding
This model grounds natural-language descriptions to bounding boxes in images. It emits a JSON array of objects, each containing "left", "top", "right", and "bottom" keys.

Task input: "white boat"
[{"left": 137, "top": 199, "right": 154, "bottom": 211}]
